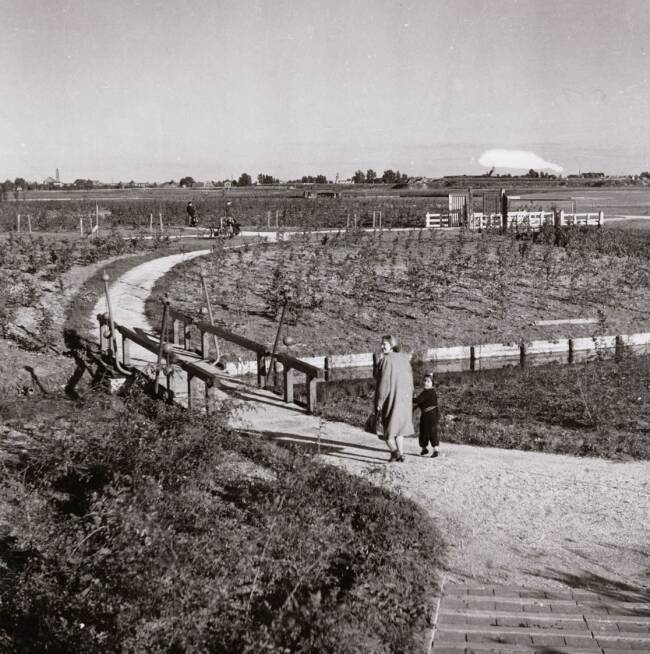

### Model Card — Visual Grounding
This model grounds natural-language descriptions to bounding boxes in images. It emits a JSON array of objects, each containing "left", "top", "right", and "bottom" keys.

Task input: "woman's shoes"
[
  {"left": 431, "top": 450, "right": 439, "bottom": 458},
  {"left": 389, "top": 451, "right": 405, "bottom": 463},
  {"left": 420, "top": 448, "right": 429, "bottom": 456},
  {"left": 396, "top": 453, "right": 405, "bottom": 463}
]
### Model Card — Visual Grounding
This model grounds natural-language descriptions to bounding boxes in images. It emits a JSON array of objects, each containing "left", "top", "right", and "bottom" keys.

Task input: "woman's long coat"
[{"left": 375, "top": 352, "right": 415, "bottom": 439}]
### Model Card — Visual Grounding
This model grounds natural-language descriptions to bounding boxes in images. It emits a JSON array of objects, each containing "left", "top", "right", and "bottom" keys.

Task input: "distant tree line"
[{"left": 351, "top": 169, "right": 409, "bottom": 184}]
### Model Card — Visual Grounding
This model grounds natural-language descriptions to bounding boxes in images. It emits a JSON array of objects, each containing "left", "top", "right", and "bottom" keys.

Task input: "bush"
[{"left": 1, "top": 385, "right": 444, "bottom": 653}]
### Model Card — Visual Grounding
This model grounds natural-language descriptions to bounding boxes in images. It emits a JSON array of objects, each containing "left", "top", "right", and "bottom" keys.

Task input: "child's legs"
[
  {"left": 418, "top": 426, "right": 429, "bottom": 449},
  {"left": 429, "top": 423, "right": 439, "bottom": 448}
]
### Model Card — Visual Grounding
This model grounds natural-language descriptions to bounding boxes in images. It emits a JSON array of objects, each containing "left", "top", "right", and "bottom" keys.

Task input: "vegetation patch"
[
  {"left": 1, "top": 385, "right": 444, "bottom": 653},
  {"left": 319, "top": 352, "right": 650, "bottom": 460},
  {"left": 148, "top": 226, "right": 650, "bottom": 358}
]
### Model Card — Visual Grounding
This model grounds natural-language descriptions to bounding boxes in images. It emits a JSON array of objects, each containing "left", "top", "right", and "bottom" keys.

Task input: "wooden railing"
[
  {"left": 98, "top": 312, "right": 224, "bottom": 414},
  {"left": 166, "top": 306, "right": 324, "bottom": 412}
]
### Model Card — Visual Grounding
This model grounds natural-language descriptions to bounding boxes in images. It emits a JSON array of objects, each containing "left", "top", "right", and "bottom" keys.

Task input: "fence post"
[
  {"left": 99, "top": 314, "right": 108, "bottom": 352},
  {"left": 122, "top": 337, "right": 131, "bottom": 366},
  {"left": 27, "top": 214, "right": 32, "bottom": 233},
  {"left": 324, "top": 356, "right": 331, "bottom": 382},
  {"left": 173, "top": 319, "right": 181, "bottom": 346},
  {"left": 206, "top": 382, "right": 219, "bottom": 414},
  {"left": 184, "top": 323, "right": 192, "bottom": 351},
  {"left": 307, "top": 377, "right": 318, "bottom": 414},
  {"left": 256, "top": 353, "right": 266, "bottom": 388},
  {"left": 149, "top": 213, "right": 153, "bottom": 233},
  {"left": 201, "top": 329, "right": 210, "bottom": 359},
  {"left": 267, "top": 211, "right": 271, "bottom": 228},
  {"left": 559, "top": 209, "right": 565, "bottom": 227},
  {"left": 598, "top": 211, "right": 604, "bottom": 227},
  {"left": 79, "top": 216, "right": 84, "bottom": 236},
  {"left": 187, "top": 373, "right": 193, "bottom": 409},
  {"left": 16, "top": 214, "right": 20, "bottom": 234},
  {"left": 283, "top": 366, "right": 294, "bottom": 403},
  {"left": 159, "top": 211, "right": 163, "bottom": 233},
  {"left": 568, "top": 338, "right": 574, "bottom": 364},
  {"left": 470, "top": 346, "right": 476, "bottom": 372}
]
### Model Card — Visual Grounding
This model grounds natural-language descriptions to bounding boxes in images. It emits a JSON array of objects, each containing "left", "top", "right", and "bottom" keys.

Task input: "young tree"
[
  {"left": 366, "top": 169, "right": 377, "bottom": 184},
  {"left": 352, "top": 170, "right": 365, "bottom": 184},
  {"left": 237, "top": 172, "right": 252, "bottom": 187},
  {"left": 179, "top": 176, "right": 195, "bottom": 187},
  {"left": 382, "top": 169, "right": 397, "bottom": 184}
]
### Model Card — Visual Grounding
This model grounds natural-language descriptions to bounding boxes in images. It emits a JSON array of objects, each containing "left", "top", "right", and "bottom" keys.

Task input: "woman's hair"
[
  {"left": 423, "top": 373, "right": 433, "bottom": 381},
  {"left": 381, "top": 334, "right": 400, "bottom": 351}
]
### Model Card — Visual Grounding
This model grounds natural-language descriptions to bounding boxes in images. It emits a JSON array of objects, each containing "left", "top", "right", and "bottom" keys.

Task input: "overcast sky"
[{"left": 2, "top": 0, "right": 649, "bottom": 182}]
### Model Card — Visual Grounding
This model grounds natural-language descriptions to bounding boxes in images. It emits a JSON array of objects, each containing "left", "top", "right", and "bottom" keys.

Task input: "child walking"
[{"left": 414, "top": 373, "right": 440, "bottom": 457}]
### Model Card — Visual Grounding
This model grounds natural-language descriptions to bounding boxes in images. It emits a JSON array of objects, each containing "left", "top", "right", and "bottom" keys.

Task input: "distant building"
[
  {"left": 303, "top": 190, "right": 342, "bottom": 199},
  {"left": 43, "top": 175, "right": 63, "bottom": 188}
]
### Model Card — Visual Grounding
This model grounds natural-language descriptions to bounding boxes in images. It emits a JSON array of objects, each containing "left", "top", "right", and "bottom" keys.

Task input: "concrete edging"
[{"left": 222, "top": 332, "right": 650, "bottom": 378}]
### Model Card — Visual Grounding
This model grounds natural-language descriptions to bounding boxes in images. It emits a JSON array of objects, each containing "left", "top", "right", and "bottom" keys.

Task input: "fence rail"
[
  {"left": 167, "top": 306, "right": 324, "bottom": 412},
  {"left": 425, "top": 209, "right": 604, "bottom": 231}
]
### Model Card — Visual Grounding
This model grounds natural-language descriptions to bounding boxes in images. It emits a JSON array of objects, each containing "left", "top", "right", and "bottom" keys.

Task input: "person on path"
[
  {"left": 375, "top": 335, "right": 414, "bottom": 462},
  {"left": 186, "top": 202, "right": 198, "bottom": 227},
  {"left": 414, "top": 373, "right": 440, "bottom": 457}
]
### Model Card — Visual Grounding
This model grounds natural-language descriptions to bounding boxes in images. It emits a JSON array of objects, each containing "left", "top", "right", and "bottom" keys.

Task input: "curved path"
[{"left": 93, "top": 249, "right": 650, "bottom": 651}]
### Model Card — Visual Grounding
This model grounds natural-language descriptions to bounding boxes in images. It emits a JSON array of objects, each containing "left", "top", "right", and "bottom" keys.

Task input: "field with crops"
[{"left": 147, "top": 226, "right": 650, "bottom": 360}]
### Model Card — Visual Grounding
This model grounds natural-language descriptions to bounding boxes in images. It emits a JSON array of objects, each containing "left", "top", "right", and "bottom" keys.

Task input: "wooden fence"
[
  {"left": 97, "top": 309, "right": 324, "bottom": 413},
  {"left": 167, "top": 307, "right": 324, "bottom": 412}
]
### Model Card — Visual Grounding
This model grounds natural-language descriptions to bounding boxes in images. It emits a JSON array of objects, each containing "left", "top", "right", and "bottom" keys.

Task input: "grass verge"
[{"left": 319, "top": 352, "right": 650, "bottom": 460}]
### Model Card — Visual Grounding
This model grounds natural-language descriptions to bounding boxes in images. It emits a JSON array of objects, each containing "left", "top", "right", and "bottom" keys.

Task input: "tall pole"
[
  {"left": 266, "top": 295, "right": 289, "bottom": 389},
  {"left": 200, "top": 269, "right": 220, "bottom": 362}
]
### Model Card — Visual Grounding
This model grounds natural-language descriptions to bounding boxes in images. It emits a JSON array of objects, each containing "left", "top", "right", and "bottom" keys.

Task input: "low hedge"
[{"left": 1, "top": 385, "right": 444, "bottom": 653}]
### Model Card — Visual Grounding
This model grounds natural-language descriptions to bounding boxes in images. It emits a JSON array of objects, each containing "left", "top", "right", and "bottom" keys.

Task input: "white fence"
[{"left": 425, "top": 209, "right": 604, "bottom": 231}]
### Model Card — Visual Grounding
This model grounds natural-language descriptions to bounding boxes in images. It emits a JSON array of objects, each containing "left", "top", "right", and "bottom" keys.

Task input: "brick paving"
[{"left": 432, "top": 584, "right": 650, "bottom": 653}]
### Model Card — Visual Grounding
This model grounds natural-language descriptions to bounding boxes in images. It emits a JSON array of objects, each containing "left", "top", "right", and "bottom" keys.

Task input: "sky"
[{"left": 2, "top": 0, "right": 650, "bottom": 182}]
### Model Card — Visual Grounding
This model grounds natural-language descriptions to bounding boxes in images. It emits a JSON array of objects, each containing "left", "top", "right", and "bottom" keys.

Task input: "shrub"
[{"left": 1, "top": 385, "right": 444, "bottom": 653}]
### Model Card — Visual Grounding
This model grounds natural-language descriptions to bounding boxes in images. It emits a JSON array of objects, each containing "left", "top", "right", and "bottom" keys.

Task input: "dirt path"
[{"left": 95, "top": 251, "right": 650, "bottom": 597}]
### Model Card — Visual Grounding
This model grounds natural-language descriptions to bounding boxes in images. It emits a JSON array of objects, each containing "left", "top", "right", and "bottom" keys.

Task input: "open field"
[
  {"left": 147, "top": 227, "right": 650, "bottom": 359},
  {"left": 2, "top": 185, "right": 650, "bottom": 233}
]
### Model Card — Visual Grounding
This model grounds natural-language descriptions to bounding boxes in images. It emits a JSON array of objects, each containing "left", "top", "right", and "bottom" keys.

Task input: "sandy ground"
[
  {"left": 91, "top": 250, "right": 650, "bottom": 597},
  {"left": 232, "top": 398, "right": 650, "bottom": 594}
]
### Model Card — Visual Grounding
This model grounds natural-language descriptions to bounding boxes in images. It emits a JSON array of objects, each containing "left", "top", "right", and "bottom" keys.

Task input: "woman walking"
[{"left": 375, "top": 335, "right": 414, "bottom": 462}]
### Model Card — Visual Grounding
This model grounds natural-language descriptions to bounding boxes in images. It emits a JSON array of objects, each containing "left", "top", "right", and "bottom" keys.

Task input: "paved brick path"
[{"left": 432, "top": 584, "right": 650, "bottom": 653}]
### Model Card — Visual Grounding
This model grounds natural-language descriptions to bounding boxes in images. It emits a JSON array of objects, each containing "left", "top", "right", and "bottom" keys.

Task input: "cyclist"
[{"left": 186, "top": 202, "right": 198, "bottom": 227}]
